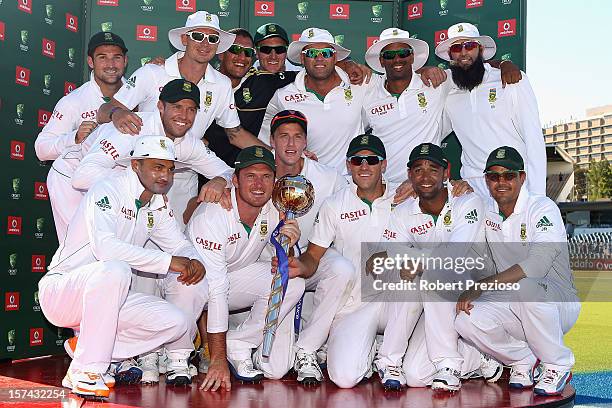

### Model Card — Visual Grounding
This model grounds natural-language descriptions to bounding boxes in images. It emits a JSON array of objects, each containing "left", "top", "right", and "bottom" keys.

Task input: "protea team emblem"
[
  {"left": 417, "top": 92, "right": 427, "bottom": 109},
  {"left": 255, "top": 147, "right": 264, "bottom": 157},
  {"left": 457, "top": 24, "right": 464, "bottom": 32},
  {"left": 205, "top": 13, "right": 212, "bottom": 22},
  {"left": 360, "top": 135, "right": 369, "bottom": 145},
  {"left": 496, "top": 148, "right": 506, "bottom": 159},
  {"left": 147, "top": 211, "right": 154, "bottom": 229},
  {"left": 205, "top": 91, "right": 212, "bottom": 107},
  {"left": 344, "top": 88, "right": 353, "bottom": 102},
  {"left": 520, "top": 223, "right": 527, "bottom": 240},
  {"left": 183, "top": 82, "right": 192, "bottom": 92},
  {"left": 443, "top": 210, "right": 452, "bottom": 226},
  {"left": 242, "top": 87, "right": 252, "bottom": 103},
  {"left": 488, "top": 88, "right": 497, "bottom": 105},
  {"left": 307, "top": 29, "right": 314, "bottom": 38},
  {"left": 159, "top": 139, "right": 167, "bottom": 149},
  {"left": 260, "top": 219, "right": 268, "bottom": 236}
]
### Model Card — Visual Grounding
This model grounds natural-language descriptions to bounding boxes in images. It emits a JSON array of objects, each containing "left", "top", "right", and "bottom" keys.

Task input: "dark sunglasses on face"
[
  {"left": 485, "top": 170, "right": 522, "bottom": 182},
  {"left": 228, "top": 44, "right": 255, "bottom": 57},
  {"left": 449, "top": 40, "right": 480, "bottom": 54},
  {"left": 380, "top": 47, "right": 414, "bottom": 60},
  {"left": 348, "top": 155, "right": 384, "bottom": 166},
  {"left": 257, "top": 45, "right": 288, "bottom": 55},
  {"left": 187, "top": 31, "right": 220, "bottom": 44},
  {"left": 302, "top": 47, "right": 336, "bottom": 59}
]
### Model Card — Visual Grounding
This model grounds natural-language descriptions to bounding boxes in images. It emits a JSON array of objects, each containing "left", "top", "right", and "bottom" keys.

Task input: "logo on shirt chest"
[
  {"left": 410, "top": 220, "right": 433, "bottom": 235},
  {"left": 382, "top": 228, "right": 397, "bottom": 240},
  {"left": 488, "top": 88, "right": 497, "bottom": 108},
  {"left": 417, "top": 92, "right": 427, "bottom": 112},
  {"left": 370, "top": 102, "right": 394, "bottom": 116},
  {"left": 195, "top": 237, "right": 223, "bottom": 251},
  {"left": 485, "top": 219, "right": 501, "bottom": 232},
  {"left": 99, "top": 139, "right": 120, "bottom": 160},
  {"left": 121, "top": 206, "right": 136, "bottom": 220},
  {"left": 284, "top": 93, "right": 307, "bottom": 103},
  {"left": 340, "top": 209, "right": 367, "bottom": 222},
  {"left": 520, "top": 222, "right": 527, "bottom": 240},
  {"left": 227, "top": 232, "right": 241, "bottom": 245},
  {"left": 81, "top": 109, "right": 97, "bottom": 120},
  {"left": 260, "top": 220, "right": 268, "bottom": 236},
  {"left": 242, "top": 87, "right": 252, "bottom": 103},
  {"left": 204, "top": 91, "right": 213, "bottom": 108}
]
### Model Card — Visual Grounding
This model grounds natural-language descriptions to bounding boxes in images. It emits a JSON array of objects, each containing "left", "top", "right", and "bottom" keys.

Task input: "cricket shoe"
[
  {"left": 165, "top": 350, "right": 192, "bottom": 386},
  {"left": 110, "top": 359, "right": 143, "bottom": 385},
  {"left": 138, "top": 352, "right": 159, "bottom": 384},
  {"left": 509, "top": 365, "right": 535, "bottom": 389},
  {"left": 62, "top": 369, "right": 110, "bottom": 398},
  {"left": 480, "top": 353, "right": 504, "bottom": 383},
  {"left": 376, "top": 364, "right": 406, "bottom": 390},
  {"left": 431, "top": 367, "right": 462, "bottom": 392},
  {"left": 228, "top": 357, "right": 264, "bottom": 382},
  {"left": 63, "top": 337, "right": 115, "bottom": 388},
  {"left": 316, "top": 344, "right": 328, "bottom": 369},
  {"left": 534, "top": 368, "right": 572, "bottom": 396},
  {"left": 294, "top": 349, "right": 323, "bottom": 385}
]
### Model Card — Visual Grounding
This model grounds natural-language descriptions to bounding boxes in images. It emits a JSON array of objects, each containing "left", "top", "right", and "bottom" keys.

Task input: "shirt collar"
[
  {"left": 489, "top": 185, "right": 530, "bottom": 217},
  {"left": 230, "top": 187, "right": 272, "bottom": 224},
  {"left": 126, "top": 167, "right": 167, "bottom": 211},
  {"left": 349, "top": 176, "right": 396, "bottom": 204},
  {"left": 295, "top": 66, "right": 350, "bottom": 92},
  {"left": 89, "top": 71, "right": 125, "bottom": 100},
  {"left": 404, "top": 182, "right": 453, "bottom": 216},
  {"left": 166, "top": 52, "right": 218, "bottom": 85},
  {"left": 378, "top": 71, "right": 421, "bottom": 97}
]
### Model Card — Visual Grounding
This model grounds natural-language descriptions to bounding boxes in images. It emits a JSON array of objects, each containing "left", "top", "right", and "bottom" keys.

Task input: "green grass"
[{"left": 565, "top": 271, "right": 612, "bottom": 372}]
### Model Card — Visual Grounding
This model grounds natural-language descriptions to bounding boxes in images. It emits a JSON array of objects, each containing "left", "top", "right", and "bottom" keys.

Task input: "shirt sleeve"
[
  {"left": 518, "top": 200, "right": 567, "bottom": 279},
  {"left": 113, "top": 66, "right": 157, "bottom": 110},
  {"left": 85, "top": 183, "right": 172, "bottom": 274},
  {"left": 257, "top": 89, "right": 282, "bottom": 146},
  {"left": 215, "top": 84, "right": 241, "bottom": 129},
  {"left": 509, "top": 74, "right": 546, "bottom": 196},
  {"left": 308, "top": 198, "right": 337, "bottom": 248},
  {"left": 35, "top": 96, "right": 79, "bottom": 161},
  {"left": 186, "top": 205, "right": 230, "bottom": 333},
  {"left": 72, "top": 128, "right": 134, "bottom": 191}
]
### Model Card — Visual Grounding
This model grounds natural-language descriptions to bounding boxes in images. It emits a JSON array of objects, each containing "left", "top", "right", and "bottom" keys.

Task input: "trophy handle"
[{"left": 279, "top": 211, "right": 295, "bottom": 252}]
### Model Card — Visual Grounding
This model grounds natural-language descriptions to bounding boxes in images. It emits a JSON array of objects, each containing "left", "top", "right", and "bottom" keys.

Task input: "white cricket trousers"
[
  {"left": 207, "top": 262, "right": 305, "bottom": 379},
  {"left": 38, "top": 261, "right": 192, "bottom": 373},
  {"left": 47, "top": 168, "right": 84, "bottom": 242},
  {"left": 455, "top": 278, "right": 581, "bottom": 371},
  {"left": 327, "top": 301, "right": 422, "bottom": 388}
]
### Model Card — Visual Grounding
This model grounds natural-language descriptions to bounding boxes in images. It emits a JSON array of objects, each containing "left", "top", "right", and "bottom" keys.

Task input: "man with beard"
[
  {"left": 186, "top": 146, "right": 305, "bottom": 389},
  {"left": 455, "top": 146, "right": 580, "bottom": 396},
  {"left": 36, "top": 32, "right": 128, "bottom": 240},
  {"left": 436, "top": 23, "right": 546, "bottom": 197},
  {"left": 39, "top": 135, "right": 206, "bottom": 396},
  {"left": 382, "top": 143, "right": 502, "bottom": 392}
]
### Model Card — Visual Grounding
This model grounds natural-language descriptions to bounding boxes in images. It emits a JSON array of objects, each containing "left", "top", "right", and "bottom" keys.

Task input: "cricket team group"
[{"left": 35, "top": 9, "right": 579, "bottom": 399}]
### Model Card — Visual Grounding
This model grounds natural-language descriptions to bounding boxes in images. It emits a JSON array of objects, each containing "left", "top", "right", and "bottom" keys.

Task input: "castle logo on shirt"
[
  {"left": 485, "top": 219, "right": 501, "bottom": 232},
  {"left": 195, "top": 237, "right": 222, "bottom": 251},
  {"left": 227, "top": 232, "right": 241, "bottom": 244},
  {"left": 340, "top": 209, "right": 367, "bottom": 222},
  {"left": 371, "top": 102, "right": 394, "bottom": 116},
  {"left": 410, "top": 220, "right": 434, "bottom": 235}
]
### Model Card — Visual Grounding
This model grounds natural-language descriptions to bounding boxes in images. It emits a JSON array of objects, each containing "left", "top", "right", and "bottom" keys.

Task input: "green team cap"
[
  {"left": 254, "top": 23, "right": 289, "bottom": 45},
  {"left": 346, "top": 134, "right": 386, "bottom": 159},
  {"left": 234, "top": 146, "right": 276, "bottom": 171},
  {"left": 484, "top": 146, "right": 524, "bottom": 172},
  {"left": 159, "top": 79, "right": 200, "bottom": 108},
  {"left": 407, "top": 143, "right": 448, "bottom": 168}
]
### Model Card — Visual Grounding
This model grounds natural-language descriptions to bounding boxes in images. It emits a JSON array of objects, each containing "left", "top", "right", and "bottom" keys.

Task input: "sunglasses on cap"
[
  {"left": 257, "top": 45, "right": 288, "bottom": 55},
  {"left": 186, "top": 31, "right": 220, "bottom": 44},
  {"left": 485, "top": 170, "right": 523, "bottom": 182},
  {"left": 380, "top": 47, "right": 414, "bottom": 60},
  {"left": 348, "top": 155, "right": 384, "bottom": 166},
  {"left": 302, "top": 47, "right": 336, "bottom": 59},
  {"left": 228, "top": 44, "right": 255, "bottom": 57},
  {"left": 449, "top": 41, "right": 480, "bottom": 54}
]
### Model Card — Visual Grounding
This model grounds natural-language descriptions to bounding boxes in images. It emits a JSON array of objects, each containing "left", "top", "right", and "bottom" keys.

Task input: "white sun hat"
[
  {"left": 117, "top": 135, "right": 186, "bottom": 165},
  {"left": 365, "top": 28, "right": 429, "bottom": 73},
  {"left": 434, "top": 22, "right": 496, "bottom": 62},
  {"left": 287, "top": 27, "right": 350, "bottom": 64},
  {"left": 168, "top": 11, "right": 235, "bottom": 54}
]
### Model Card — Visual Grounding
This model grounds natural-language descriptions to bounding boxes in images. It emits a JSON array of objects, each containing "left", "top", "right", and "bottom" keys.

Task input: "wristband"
[{"left": 109, "top": 106, "right": 121, "bottom": 120}]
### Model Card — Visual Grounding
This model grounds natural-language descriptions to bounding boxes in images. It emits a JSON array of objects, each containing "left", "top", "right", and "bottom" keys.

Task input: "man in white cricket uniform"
[
  {"left": 383, "top": 143, "right": 501, "bottom": 391},
  {"left": 284, "top": 135, "right": 418, "bottom": 390},
  {"left": 362, "top": 28, "right": 450, "bottom": 184},
  {"left": 455, "top": 146, "right": 580, "bottom": 396},
  {"left": 38, "top": 136, "right": 206, "bottom": 397},
  {"left": 258, "top": 28, "right": 370, "bottom": 170},
  {"left": 97, "top": 11, "right": 263, "bottom": 224},
  {"left": 187, "top": 146, "right": 305, "bottom": 391},
  {"left": 36, "top": 32, "right": 128, "bottom": 240},
  {"left": 261, "top": 110, "right": 354, "bottom": 384},
  {"left": 436, "top": 23, "right": 546, "bottom": 197}
]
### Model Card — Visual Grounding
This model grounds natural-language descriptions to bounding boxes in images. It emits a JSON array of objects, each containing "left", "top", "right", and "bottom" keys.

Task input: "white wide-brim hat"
[
  {"left": 117, "top": 135, "right": 186, "bottom": 165},
  {"left": 365, "top": 28, "right": 429, "bottom": 73},
  {"left": 435, "top": 22, "right": 496, "bottom": 62},
  {"left": 287, "top": 27, "right": 351, "bottom": 65},
  {"left": 168, "top": 11, "right": 235, "bottom": 54}
]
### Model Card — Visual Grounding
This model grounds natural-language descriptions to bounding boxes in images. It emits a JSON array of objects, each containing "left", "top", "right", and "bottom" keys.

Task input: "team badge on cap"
[
  {"left": 183, "top": 82, "right": 192, "bottom": 92},
  {"left": 496, "top": 149, "right": 506, "bottom": 159},
  {"left": 458, "top": 24, "right": 464, "bottom": 32},
  {"left": 104, "top": 32, "right": 113, "bottom": 40},
  {"left": 420, "top": 144, "right": 429, "bottom": 154},
  {"left": 308, "top": 29, "right": 314, "bottom": 38},
  {"left": 269, "top": 25, "right": 277, "bottom": 32},
  {"left": 392, "top": 29, "right": 399, "bottom": 36},
  {"left": 255, "top": 147, "right": 264, "bottom": 157},
  {"left": 205, "top": 13, "right": 212, "bottom": 21},
  {"left": 360, "top": 135, "right": 369, "bottom": 145}
]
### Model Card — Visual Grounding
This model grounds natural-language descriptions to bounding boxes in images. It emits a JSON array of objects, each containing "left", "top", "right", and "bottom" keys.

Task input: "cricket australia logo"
[
  {"left": 96, "top": 196, "right": 112, "bottom": 210},
  {"left": 464, "top": 209, "right": 478, "bottom": 224},
  {"left": 535, "top": 216, "right": 553, "bottom": 231}
]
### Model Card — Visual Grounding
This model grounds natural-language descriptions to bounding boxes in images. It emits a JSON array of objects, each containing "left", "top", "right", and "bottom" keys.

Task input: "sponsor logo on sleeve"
[
  {"left": 535, "top": 216, "right": 554, "bottom": 231},
  {"left": 95, "top": 196, "right": 112, "bottom": 210},
  {"left": 464, "top": 209, "right": 478, "bottom": 224}
]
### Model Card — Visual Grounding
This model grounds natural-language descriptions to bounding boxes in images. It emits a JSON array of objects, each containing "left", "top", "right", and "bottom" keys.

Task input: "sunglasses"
[
  {"left": 228, "top": 44, "right": 255, "bottom": 58},
  {"left": 485, "top": 170, "right": 523, "bottom": 182},
  {"left": 257, "top": 45, "right": 288, "bottom": 54},
  {"left": 348, "top": 155, "right": 384, "bottom": 166},
  {"left": 380, "top": 47, "right": 414, "bottom": 60},
  {"left": 449, "top": 41, "right": 480, "bottom": 54},
  {"left": 186, "top": 31, "right": 220, "bottom": 44},
  {"left": 302, "top": 47, "right": 336, "bottom": 59}
]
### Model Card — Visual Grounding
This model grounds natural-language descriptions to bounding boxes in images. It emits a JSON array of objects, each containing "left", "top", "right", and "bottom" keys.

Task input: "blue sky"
[{"left": 526, "top": 0, "right": 612, "bottom": 125}]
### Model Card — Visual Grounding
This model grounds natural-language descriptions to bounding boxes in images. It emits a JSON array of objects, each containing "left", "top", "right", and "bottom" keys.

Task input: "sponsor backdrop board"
[
  {"left": 0, "top": 0, "right": 84, "bottom": 360},
  {"left": 401, "top": 0, "right": 526, "bottom": 179}
]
